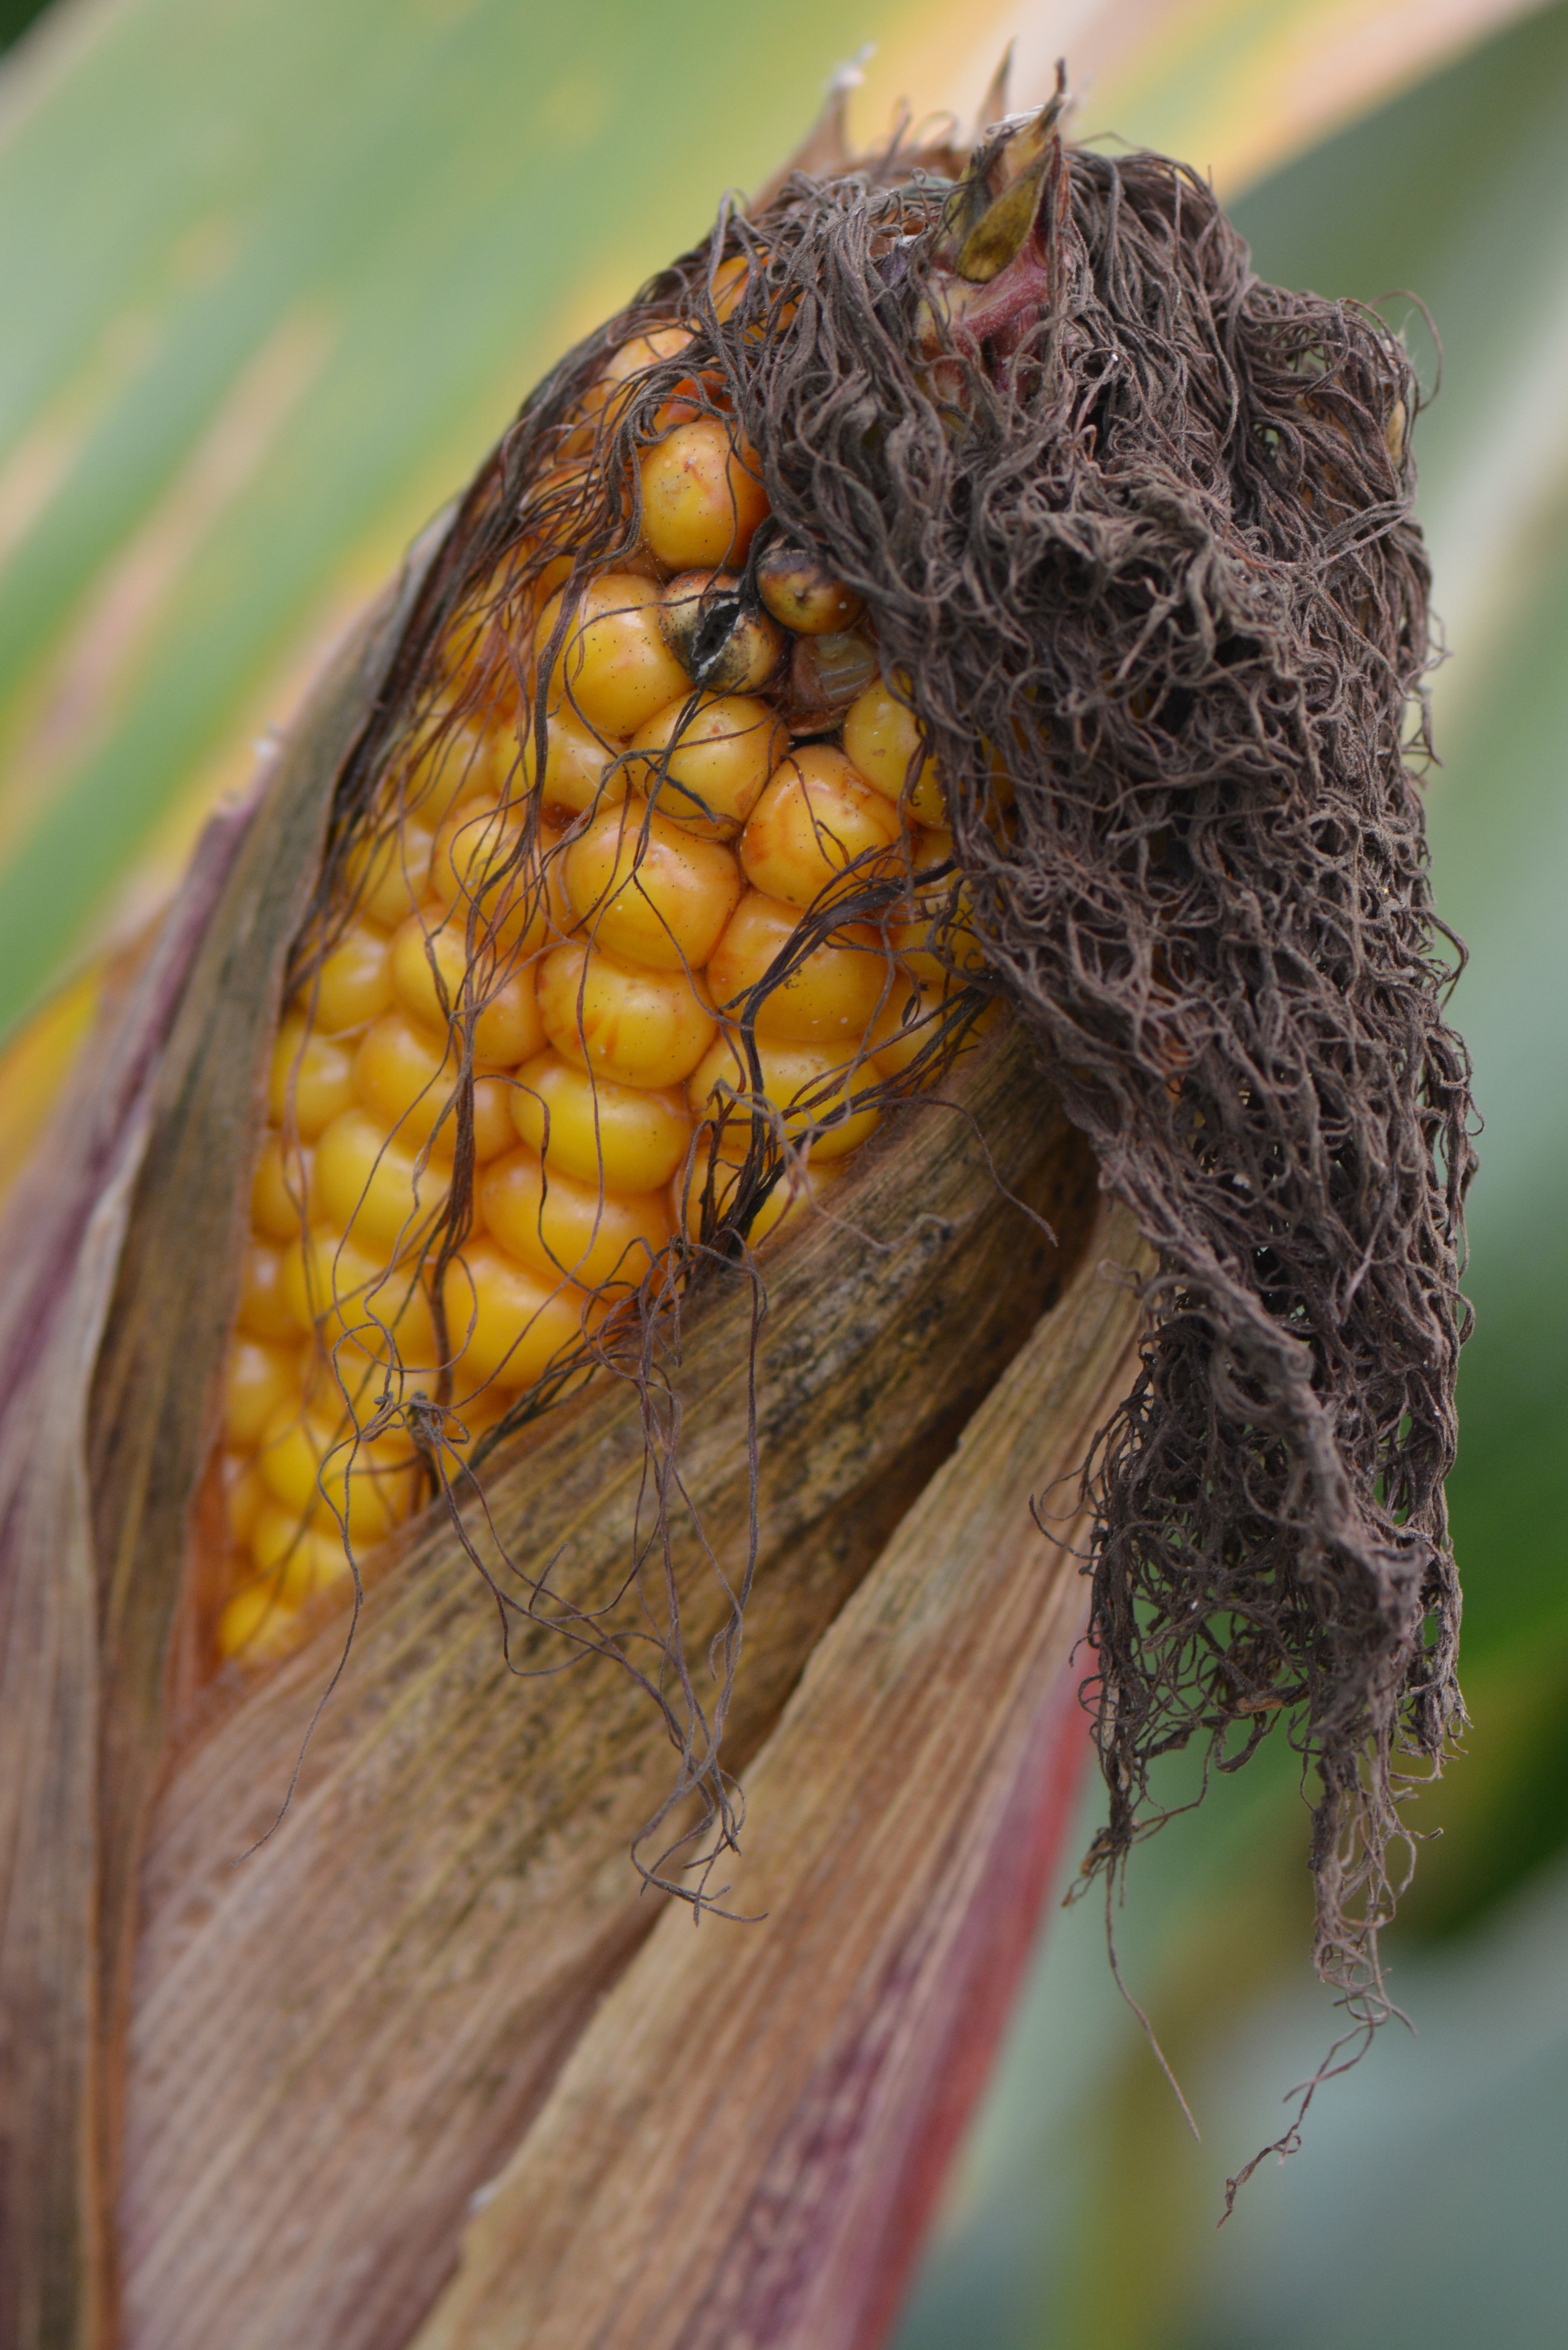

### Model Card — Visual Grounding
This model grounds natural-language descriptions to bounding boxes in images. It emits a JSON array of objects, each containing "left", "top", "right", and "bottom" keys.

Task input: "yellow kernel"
[
  {"left": 248, "top": 1504, "right": 358, "bottom": 1601},
  {"left": 480, "top": 1148, "right": 672, "bottom": 1295},
  {"left": 511, "top": 1051, "right": 692, "bottom": 1192},
  {"left": 537, "top": 940, "right": 716, "bottom": 1090},
  {"left": 429, "top": 797, "right": 566, "bottom": 957},
  {"left": 518, "top": 705, "right": 627, "bottom": 822},
  {"left": 626, "top": 691, "right": 784, "bottom": 838},
  {"left": 251, "top": 1131, "right": 315, "bottom": 1242},
  {"left": 342, "top": 817, "right": 436, "bottom": 930},
  {"left": 577, "top": 325, "right": 695, "bottom": 440},
  {"left": 224, "top": 1334, "right": 301, "bottom": 1449},
  {"left": 223, "top": 1451, "right": 270, "bottom": 1546},
  {"left": 215, "top": 1580, "right": 312, "bottom": 1665},
  {"left": 536, "top": 572, "right": 691, "bottom": 737},
  {"left": 305, "top": 921, "right": 395, "bottom": 1035},
  {"left": 707, "top": 891, "right": 894, "bottom": 1044},
  {"left": 314, "top": 1106, "right": 451, "bottom": 1257},
  {"left": 471, "top": 1074, "right": 519, "bottom": 1164},
  {"left": 709, "top": 254, "right": 751, "bottom": 322},
  {"left": 892, "top": 834, "right": 987, "bottom": 988},
  {"left": 563, "top": 801, "right": 741, "bottom": 972},
  {"left": 688, "top": 1034, "right": 881, "bottom": 1164},
  {"left": 739, "top": 745, "right": 907, "bottom": 910},
  {"left": 267, "top": 1015, "right": 358, "bottom": 1140},
  {"left": 842, "top": 678, "right": 947, "bottom": 825},
  {"left": 755, "top": 544, "right": 865, "bottom": 635},
  {"left": 677, "top": 1139, "right": 837, "bottom": 1247},
  {"left": 354, "top": 1011, "right": 470, "bottom": 1154},
  {"left": 442, "top": 1239, "right": 601, "bottom": 1390},
  {"left": 639, "top": 418, "right": 769, "bottom": 572},
  {"left": 402, "top": 715, "right": 513, "bottom": 826},
  {"left": 390, "top": 911, "right": 546, "bottom": 1067},
  {"left": 256, "top": 1401, "right": 419, "bottom": 1544},
  {"left": 237, "top": 1239, "right": 299, "bottom": 1342},
  {"left": 281, "top": 1226, "right": 440, "bottom": 1368}
]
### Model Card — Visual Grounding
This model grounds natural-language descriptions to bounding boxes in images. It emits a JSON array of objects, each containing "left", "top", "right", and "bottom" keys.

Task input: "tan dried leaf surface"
[
  {"left": 415, "top": 1202, "right": 1150, "bottom": 2350},
  {"left": 119, "top": 1024, "right": 1098, "bottom": 2350}
]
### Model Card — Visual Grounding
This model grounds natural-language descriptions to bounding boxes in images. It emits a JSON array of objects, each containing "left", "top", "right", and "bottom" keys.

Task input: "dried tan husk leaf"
[
  {"left": 118, "top": 1018, "right": 1096, "bottom": 2350},
  {"left": 413, "top": 1200, "right": 1150, "bottom": 2350},
  {"left": 0, "top": 520, "right": 447, "bottom": 2350}
]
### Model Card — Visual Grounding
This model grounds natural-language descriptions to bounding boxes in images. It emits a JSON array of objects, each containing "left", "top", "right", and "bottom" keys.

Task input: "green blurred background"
[{"left": 1, "top": 0, "right": 1562, "bottom": 2341}]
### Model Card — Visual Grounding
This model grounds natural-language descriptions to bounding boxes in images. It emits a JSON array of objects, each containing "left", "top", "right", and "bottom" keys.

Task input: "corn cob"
[{"left": 213, "top": 329, "right": 995, "bottom": 1666}]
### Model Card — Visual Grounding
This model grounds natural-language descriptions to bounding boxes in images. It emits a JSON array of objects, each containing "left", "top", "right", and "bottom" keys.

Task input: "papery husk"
[
  {"left": 0, "top": 529, "right": 444, "bottom": 2350},
  {"left": 412, "top": 1199, "right": 1149, "bottom": 2350}
]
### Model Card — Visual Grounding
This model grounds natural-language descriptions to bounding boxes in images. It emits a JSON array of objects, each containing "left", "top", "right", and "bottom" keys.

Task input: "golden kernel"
[
  {"left": 639, "top": 418, "right": 769, "bottom": 572},
  {"left": 536, "top": 572, "right": 691, "bottom": 737},
  {"left": 511, "top": 1052, "right": 692, "bottom": 1193},
  {"left": 687, "top": 1033, "right": 880, "bottom": 1163},
  {"left": 739, "top": 745, "right": 907, "bottom": 910},
  {"left": 707, "top": 890, "right": 893, "bottom": 1044},
  {"left": 251, "top": 1131, "right": 315, "bottom": 1242},
  {"left": 842, "top": 677, "right": 947, "bottom": 825},
  {"left": 563, "top": 800, "right": 742, "bottom": 972},
  {"left": 224, "top": 1334, "right": 300, "bottom": 1449},
  {"left": 390, "top": 911, "right": 546, "bottom": 1066},
  {"left": 442, "top": 1240, "right": 601, "bottom": 1389},
  {"left": 626, "top": 691, "right": 784, "bottom": 839},
  {"left": 537, "top": 940, "right": 717, "bottom": 1090},
  {"left": 267, "top": 1015, "right": 358, "bottom": 1140},
  {"left": 480, "top": 1148, "right": 672, "bottom": 1295}
]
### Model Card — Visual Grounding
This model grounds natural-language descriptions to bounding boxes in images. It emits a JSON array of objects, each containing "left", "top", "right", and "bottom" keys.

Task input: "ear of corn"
[{"left": 209, "top": 322, "right": 998, "bottom": 1673}]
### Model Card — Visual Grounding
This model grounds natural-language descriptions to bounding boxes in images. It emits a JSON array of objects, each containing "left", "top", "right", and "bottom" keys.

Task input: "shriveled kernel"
[
  {"left": 343, "top": 817, "right": 436, "bottom": 930},
  {"left": 429, "top": 797, "right": 566, "bottom": 956},
  {"left": 842, "top": 677, "right": 947, "bottom": 825},
  {"left": 563, "top": 801, "right": 742, "bottom": 972},
  {"left": 281, "top": 1226, "right": 439, "bottom": 1367},
  {"left": 251, "top": 1132, "right": 315, "bottom": 1242},
  {"left": 443, "top": 1239, "right": 600, "bottom": 1389},
  {"left": 238, "top": 1240, "right": 300, "bottom": 1343},
  {"left": 308, "top": 922, "right": 395, "bottom": 1035},
  {"left": 756, "top": 544, "right": 865, "bottom": 635},
  {"left": 707, "top": 891, "right": 893, "bottom": 1044},
  {"left": 518, "top": 705, "right": 626, "bottom": 821},
  {"left": 538, "top": 940, "right": 716, "bottom": 1090},
  {"left": 268, "top": 1016, "right": 358, "bottom": 1140},
  {"left": 390, "top": 913, "right": 546, "bottom": 1066},
  {"left": 627, "top": 692, "right": 784, "bottom": 839},
  {"left": 677, "top": 1140, "right": 836, "bottom": 1247},
  {"left": 315, "top": 1107, "right": 450, "bottom": 1257},
  {"left": 786, "top": 631, "right": 879, "bottom": 726},
  {"left": 739, "top": 746, "right": 907, "bottom": 910},
  {"left": 511, "top": 1052, "right": 691, "bottom": 1192},
  {"left": 256, "top": 1402, "right": 419, "bottom": 1543},
  {"left": 480, "top": 1149, "right": 672, "bottom": 1295},
  {"left": 639, "top": 419, "right": 769, "bottom": 572},
  {"left": 536, "top": 573, "right": 690, "bottom": 737},
  {"left": 223, "top": 1452, "right": 270, "bottom": 1546},
  {"left": 688, "top": 1033, "right": 881, "bottom": 1163},
  {"left": 659, "top": 571, "right": 785, "bottom": 695}
]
